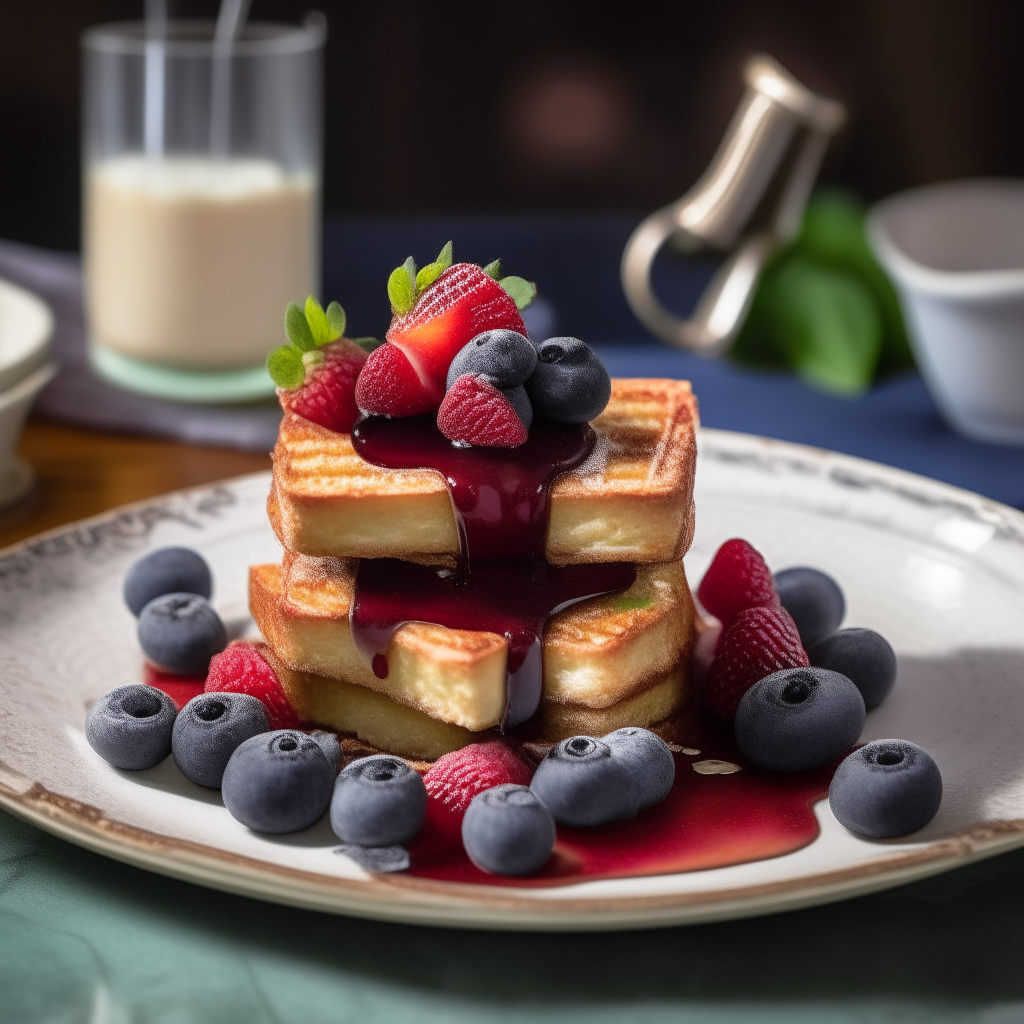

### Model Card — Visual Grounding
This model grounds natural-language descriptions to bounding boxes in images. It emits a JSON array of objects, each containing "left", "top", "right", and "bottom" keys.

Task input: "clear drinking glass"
[{"left": 82, "top": 16, "right": 325, "bottom": 401}]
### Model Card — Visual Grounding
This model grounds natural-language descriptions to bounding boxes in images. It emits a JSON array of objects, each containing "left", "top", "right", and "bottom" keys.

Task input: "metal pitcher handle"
[{"left": 621, "top": 55, "right": 846, "bottom": 356}]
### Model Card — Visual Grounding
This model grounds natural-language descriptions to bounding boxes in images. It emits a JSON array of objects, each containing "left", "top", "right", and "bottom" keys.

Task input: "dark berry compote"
[{"left": 350, "top": 414, "right": 636, "bottom": 727}]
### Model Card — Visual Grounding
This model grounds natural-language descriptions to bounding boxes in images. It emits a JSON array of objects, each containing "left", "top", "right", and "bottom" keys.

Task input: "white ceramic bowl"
[
  {"left": 0, "top": 277, "right": 54, "bottom": 394},
  {"left": 868, "top": 179, "right": 1024, "bottom": 446},
  {"left": 0, "top": 361, "right": 56, "bottom": 508}
]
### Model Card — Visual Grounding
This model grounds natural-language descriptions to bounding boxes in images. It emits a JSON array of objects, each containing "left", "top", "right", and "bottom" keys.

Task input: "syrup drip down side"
[{"left": 351, "top": 414, "right": 636, "bottom": 728}]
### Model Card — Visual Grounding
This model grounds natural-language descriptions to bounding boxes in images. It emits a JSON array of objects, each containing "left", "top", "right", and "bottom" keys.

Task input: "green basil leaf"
[
  {"left": 266, "top": 344, "right": 306, "bottom": 389},
  {"left": 770, "top": 257, "right": 882, "bottom": 395},
  {"left": 499, "top": 275, "right": 536, "bottom": 310},
  {"left": 284, "top": 302, "right": 316, "bottom": 352},
  {"left": 325, "top": 300, "right": 347, "bottom": 340}
]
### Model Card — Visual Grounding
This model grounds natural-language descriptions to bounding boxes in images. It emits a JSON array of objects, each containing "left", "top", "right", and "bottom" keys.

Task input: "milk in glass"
[{"left": 85, "top": 155, "right": 317, "bottom": 369}]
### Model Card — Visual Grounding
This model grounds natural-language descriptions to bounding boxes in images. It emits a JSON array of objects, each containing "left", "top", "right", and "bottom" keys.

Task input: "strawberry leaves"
[
  {"left": 267, "top": 295, "right": 349, "bottom": 389},
  {"left": 385, "top": 243, "right": 537, "bottom": 314},
  {"left": 498, "top": 275, "right": 536, "bottom": 310},
  {"left": 266, "top": 346, "right": 305, "bottom": 389}
]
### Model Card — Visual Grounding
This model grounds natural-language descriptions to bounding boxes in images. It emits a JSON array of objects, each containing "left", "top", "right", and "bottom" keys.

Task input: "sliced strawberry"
[
  {"left": 142, "top": 663, "right": 206, "bottom": 710},
  {"left": 278, "top": 338, "right": 367, "bottom": 433},
  {"left": 705, "top": 604, "right": 808, "bottom": 721},
  {"left": 437, "top": 374, "right": 528, "bottom": 447},
  {"left": 386, "top": 263, "right": 526, "bottom": 402},
  {"left": 697, "top": 538, "right": 779, "bottom": 627},
  {"left": 205, "top": 640, "right": 300, "bottom": 730},
  {"left": 424, "top": 740, "right": 534, "bottom": 817},
  {"left": 354, "top": 341, "right": 440, "bottom": 417}
]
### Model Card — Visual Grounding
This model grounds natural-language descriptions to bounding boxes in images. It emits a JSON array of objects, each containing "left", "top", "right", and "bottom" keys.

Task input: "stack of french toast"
[{"left": 250, "top": 375, "right": 700, "bottom": 761}]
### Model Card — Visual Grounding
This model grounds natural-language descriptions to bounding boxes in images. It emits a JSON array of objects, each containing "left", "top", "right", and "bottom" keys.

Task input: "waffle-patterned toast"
[
  {"left": 269, "top": 378, "right": 698, "bottom": 565},
  {"left": 250, "top": 554, "right": 696, "bottom": 734},
  {"left": 268, "top": 648, "right": 688, "bottom": 760}
]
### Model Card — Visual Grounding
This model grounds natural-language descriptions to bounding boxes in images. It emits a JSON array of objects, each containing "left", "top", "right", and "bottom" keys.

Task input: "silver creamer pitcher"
[{"left": 620, "top": 55, "right": 846, "bottom": 355}]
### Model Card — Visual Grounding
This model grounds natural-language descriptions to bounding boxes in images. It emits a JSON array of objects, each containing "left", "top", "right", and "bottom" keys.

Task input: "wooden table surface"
[{"left": 0, "top": 419, "right": 272, "bottom": 550}]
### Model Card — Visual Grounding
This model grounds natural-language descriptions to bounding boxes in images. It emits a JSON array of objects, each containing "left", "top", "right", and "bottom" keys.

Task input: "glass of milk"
[{"left": 81, "top": 17, "right": 325, "bottom": 401}]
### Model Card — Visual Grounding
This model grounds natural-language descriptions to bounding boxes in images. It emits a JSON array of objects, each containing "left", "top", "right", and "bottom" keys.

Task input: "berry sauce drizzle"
[
  {"left": 351, "top": 559, "right": 636, "bottom": 727},
  {"left": 349, "top": 414, "right": 636, "bottom": 727},
  {"left": 352, "top": 414, "right": 594, "bottom": 562},
  {"left": 407, "top": 712, "right": 839, "bottom": 887}
]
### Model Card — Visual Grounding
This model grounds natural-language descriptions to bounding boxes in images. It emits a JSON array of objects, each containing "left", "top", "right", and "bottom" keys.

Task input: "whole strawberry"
[
  {"left": 205, "top": 640, "right": 300, "bottom": 730},
  {"left": 355, "top": 243, "right": 536, "bottom": 417},
  {"left": 705, "top": 604, "right": 808, "bottom": 721},
  {"left": 266, "top": 296, "right": 369, "bottom": 433},
  {"left": 697, "top": 538, "right": 779, "bottom": 627}
]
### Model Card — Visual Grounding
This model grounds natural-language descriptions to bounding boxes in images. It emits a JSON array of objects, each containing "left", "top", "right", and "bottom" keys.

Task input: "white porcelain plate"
[{"left": 2, "top": 428, "right": 1024, "bottom": 931}]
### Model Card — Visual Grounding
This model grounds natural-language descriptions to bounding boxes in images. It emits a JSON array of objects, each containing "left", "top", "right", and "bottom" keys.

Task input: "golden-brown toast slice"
[
  {"left": 269, "top": 645, "right": 687, "bottom": 760},
  {"left": 269, "top": 378, "right": 698, "bottom": 565},
  {"left": 250, "top": 554, "right": 695, "bottom": 731},
  {"left": 533, "top": 663, "right": 686, "bottom": 743}
]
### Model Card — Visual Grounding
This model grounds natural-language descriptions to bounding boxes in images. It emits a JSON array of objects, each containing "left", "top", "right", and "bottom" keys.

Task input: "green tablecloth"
[{"left": 2, "top": 807, "right": 1020, "bottom": 1023}]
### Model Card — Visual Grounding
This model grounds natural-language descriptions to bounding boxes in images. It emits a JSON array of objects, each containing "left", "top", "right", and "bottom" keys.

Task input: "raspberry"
[
  {"left": 423, "top": 741, "right": 534, "bottom": 816},
  {"left": 697, "top": 538, "right": 778, "bottom": 627},
  {"left": 437, "top": 374, "right": 529, "bottom": 448},
  {"left": 705, "top": 604, "right": 808, "bottom": 721},
  {"left": 204, "top": 641, "right": 300, "bottom": 730},
  {"left": 280, "top": 338, "right": 367, "bottom": 434}
]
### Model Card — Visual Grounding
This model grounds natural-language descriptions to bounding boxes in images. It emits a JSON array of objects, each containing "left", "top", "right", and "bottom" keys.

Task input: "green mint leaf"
[
  {"left": 416, "top": 261, "right": 444, "bottom": 292},
  {"left": 613, "top": 595, "right": 652, "bottom": 611},
  {"left": 388, "top": 263, "right": 415, "bottom": 314},
  {"left": 284, "top": 302, "right": 316, "bottom": 352},
  {"left": 351, "top": 336, "right": 383, "bottom": 352},
  {"left": 325, "top": 300, "right": 347, "bottom": 340},
  {"left": 435, "top": 240, "right": 453, "bottom": 270},
  {"left": 770, "top": 256, "right": 882, "bottom": 395},
  {"left": 499, "top": 275, "right": 536, "bottom": 310},
  {"left": 266, "top": 344, "right": 306, "bottom": 389},
  {"left": 304, "top": 295, "right": 331, "bottom": 347},
  {"left": 482, "top": 259, "right": 501, "bottom": 279}
]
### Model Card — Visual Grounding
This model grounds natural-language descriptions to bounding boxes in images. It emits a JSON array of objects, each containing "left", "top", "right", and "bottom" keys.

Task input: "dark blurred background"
[{"left": 2, "top": 0, "right": 1022, "bottom": 252}]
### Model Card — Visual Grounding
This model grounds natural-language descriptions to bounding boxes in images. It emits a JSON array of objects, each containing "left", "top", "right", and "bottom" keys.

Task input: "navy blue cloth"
[{"left": 324, "top": 213, "right": 1024, "bottom": 510}]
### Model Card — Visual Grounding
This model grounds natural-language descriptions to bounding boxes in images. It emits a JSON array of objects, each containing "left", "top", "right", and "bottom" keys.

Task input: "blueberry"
[
  {"left": 330, "top": 754, "right": 427, "bottom": 847},
  {"left": 808, "top": 628, "right": 897, "bottom": 710},
  {"left": 85, "top": 683, "right": 177, "bottom": 770},
  {"left": 137, "top": 593, "right": 227, "bottom": 674},
  {"left": 447, "top": 329, "right": 537, "bottom": 390},
  {"left": 462, "top": 784, "right": 556, "bottom": 876},
  {"left": 503, "top": 383, "right": 534, "bottom": 430},
  {"left": 310, "top": 730, "right": 342, "bottom": 771},
  {"left": 530, "top": 735, "right": 638, "bottom": 826},
  {"left": 773, "top": 567, "right": 846, "bottom": 645},
  {"left": 735, "top": 667, "right": 865, "bottom": 772},
  {"left": 171, "top": 692, "right": 268, "bottom": 788},
  {"left": 124, "top": 547, "right": 212, "bottom": 617},
  {"left": 603, "top": 727, "right": 675, "bottom": 809},
  {"left": 830, "top": 739, "right": 942, "bottom": 838},
  {"left": 221, "top": 730, "right": 334, "bottom": 833},
  {"left": 525, "top": 337, "right": 612, "bottom": 424},
  {"left": 335, "top": 844, "right": 411, "bottom": 873}
]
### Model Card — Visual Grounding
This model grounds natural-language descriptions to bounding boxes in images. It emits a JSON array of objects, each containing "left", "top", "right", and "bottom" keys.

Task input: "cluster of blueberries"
[
  {"left": 125, "top": 547, "right": 229, "bottom": 675},
  {"left": 447, "top": 328, "right": 612, "bottom": 426},
  {"left": 744, "top": 567, "right": 942, "bottom": 838},
  {"left": 86, "top": 544, "right": 942, "bottom": 878},
  {"left": 85, "top": 676, "right": 674, "bottom": 877}
]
